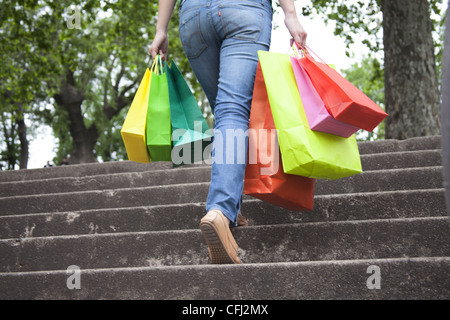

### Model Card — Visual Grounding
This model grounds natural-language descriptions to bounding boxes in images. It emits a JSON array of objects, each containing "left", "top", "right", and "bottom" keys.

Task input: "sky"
[{"left": 25, "top": 0, "right": 447, "bottom": 169}]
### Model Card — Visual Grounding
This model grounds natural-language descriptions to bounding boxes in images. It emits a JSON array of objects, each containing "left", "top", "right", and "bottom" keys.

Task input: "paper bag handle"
[
  {"left": 150, "top": 55, "right": 164, "bottom": 75},
  {"left": 292, "top": 42, "right": 329, "bottom": 66}
]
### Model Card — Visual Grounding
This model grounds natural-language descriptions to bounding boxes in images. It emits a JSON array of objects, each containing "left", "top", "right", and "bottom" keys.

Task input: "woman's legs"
[
  {"left": 207, "top": 38, "right": 272, "bottom": 225},
  {"left": 179, "top": 0, "right": 272, "bottom": 262}
]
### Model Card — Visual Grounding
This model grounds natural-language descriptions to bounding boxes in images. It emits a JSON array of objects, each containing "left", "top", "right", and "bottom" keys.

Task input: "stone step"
[
  {"left": 1, "top": 217, "right": 449, "bottom": 272},
  {"left": 0, "top": 167, "right": 443, "bottom": 216},
  {"left": 315, "top": 166, "right": 443, "bottom": 195},
  {"left": 0, "top": 149, "right": 442, "bottom": 198},
  {"left": 357, "top": 135, "right": 442, "bottom": 154},
  {"left": 360, "top": 149, "right": 442, "bottom": 171},
  {"left": 1, "top": 257, "right": 448, "bottom": 300},
  {"left": 0, "top": 161, "right": 175, "bottom": 183},
  {"left": 0, "top": 136, "right": 442, "bottom": 184},
  {"left": 0, "top": 189, "right": 446, "bottom": 239}
]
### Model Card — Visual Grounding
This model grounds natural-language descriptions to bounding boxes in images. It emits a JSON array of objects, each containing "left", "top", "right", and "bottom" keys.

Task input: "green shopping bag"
[
  {"left": 146, "top": 56, "right": 172, "bottom": 161},
  {"left": 258, "top": 51, "right": 362, "bottom": 180},
  {"left": 165, "top": 61, "right": 213, "bottom": 166}
]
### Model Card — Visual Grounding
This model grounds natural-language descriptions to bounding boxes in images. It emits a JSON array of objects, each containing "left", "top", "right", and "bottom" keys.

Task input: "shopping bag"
[
  {"left": 258, "top": 50, "right": 362, "bottom": 180},
  {"left": 165, "top": 61, "right": 213, "bottom": 166},
  {"left": 290, "top": 56, "right": 360, "bottom": 138},
  {"left": 146, "top": 56, "right": 172, "bottom": 162},
  {"left": 297, "top": 46, "right": 388, "bottom": 132},
  {"left": 244, "top": 62, "right": 316, "bottom": 211},
  {"left": 121, "top": 68, "right": 152, "bottom": 163}
]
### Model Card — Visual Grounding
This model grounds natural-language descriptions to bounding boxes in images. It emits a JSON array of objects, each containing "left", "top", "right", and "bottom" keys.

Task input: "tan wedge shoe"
[{"left": 200, "top": 210, "right": 241, "bottom": 264}]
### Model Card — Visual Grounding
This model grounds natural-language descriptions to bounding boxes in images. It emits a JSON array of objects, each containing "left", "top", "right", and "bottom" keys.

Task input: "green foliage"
[{"left": 0, "top": 0, "right": 58, "bottom": 169}]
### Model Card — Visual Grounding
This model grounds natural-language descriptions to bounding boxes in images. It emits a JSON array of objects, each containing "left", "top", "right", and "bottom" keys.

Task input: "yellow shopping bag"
[{"left": 121, "top": 67, "right": 152, "bottom": 163}]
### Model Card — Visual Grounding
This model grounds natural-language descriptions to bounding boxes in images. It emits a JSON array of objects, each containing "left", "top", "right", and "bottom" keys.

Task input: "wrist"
[
  {"left": 284, "top": 10, "right": 298, "bottom": 21},
  {"left": 157, "top": 29, "right": 167, "bottom": 34},
  {"left": 279, "top": 0, "right": 297, "bottom": 16}
]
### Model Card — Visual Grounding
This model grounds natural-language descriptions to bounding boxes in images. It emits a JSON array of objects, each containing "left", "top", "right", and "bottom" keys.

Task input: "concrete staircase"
[{"left": 0, "top": 136, "right": 449, "bottom": 300}]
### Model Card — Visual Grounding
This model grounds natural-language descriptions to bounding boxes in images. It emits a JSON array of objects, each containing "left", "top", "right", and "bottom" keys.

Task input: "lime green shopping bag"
[
  {"left": 146, "top": 56, "right": 172, "bottom": 162},
  {"left": 165, "top": 61, "right": 213, "bottom": 166},
  {"left": 258, "top": 51, "right": 362, "bottom": 180}
]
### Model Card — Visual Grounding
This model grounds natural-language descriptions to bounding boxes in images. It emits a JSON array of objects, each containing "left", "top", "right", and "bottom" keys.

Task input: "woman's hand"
[
  {"left": 148, "top": 0, "right": 177, "bottom": 61},
  {"left": 285, "top": 13, "right": 307, "bottom": 48},
  {"left": 149, "top": 30, "right": 169, "bottom": 60},
  {"left": 278, "top": 0, "right": 307, "bottom": 48}
]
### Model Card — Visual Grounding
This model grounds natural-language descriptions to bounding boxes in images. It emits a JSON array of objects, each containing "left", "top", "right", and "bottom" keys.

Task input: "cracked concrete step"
[
  {"left": 0, "top": 167, "right": 444, "bottom": 216},
  {"left": 1, "top": 217, "right": 449, "bottom": 272},
  {"left": 0, "top": 189, "right": 446, "bottom": 239},
  {"left": 0, "top": 149, "right": 443, "bottom": 198},
  {"left": 0, "top": 136, "right": 442, "bottom": 184},
  {"left": 1, "top": 257, "right": 448, "bottom": 300}
]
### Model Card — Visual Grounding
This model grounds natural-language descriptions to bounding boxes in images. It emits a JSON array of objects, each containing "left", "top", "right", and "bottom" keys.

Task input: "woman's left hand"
[{"left": 149, "top": 30, "right": 169, "bottom": 60}]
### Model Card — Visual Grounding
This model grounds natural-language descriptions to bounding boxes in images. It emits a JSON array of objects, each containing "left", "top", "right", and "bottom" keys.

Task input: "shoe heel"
[{"left": 200, "top": 221, "right": 237, "bottom": 264}]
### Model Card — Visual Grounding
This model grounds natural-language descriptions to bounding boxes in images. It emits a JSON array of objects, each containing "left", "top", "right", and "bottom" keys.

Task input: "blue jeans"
[{"left": 179, "top": 0, "right": 273, "bottom": 225}]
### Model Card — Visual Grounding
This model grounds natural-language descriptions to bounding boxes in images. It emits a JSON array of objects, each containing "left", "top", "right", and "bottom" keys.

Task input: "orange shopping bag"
[{"left": 244, "top": 62, "right": 315, "bottom": 212}]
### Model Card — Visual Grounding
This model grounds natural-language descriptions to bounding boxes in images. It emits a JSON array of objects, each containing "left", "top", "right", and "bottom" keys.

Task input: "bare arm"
[
  {"left": 149, "top": 0, "right": 177, "bottom": 60},
  {"left": 278, "top": 0, "right": 307, "bottom": 47}
]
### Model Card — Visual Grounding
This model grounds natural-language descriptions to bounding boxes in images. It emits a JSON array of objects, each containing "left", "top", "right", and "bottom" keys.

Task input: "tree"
[
  {"left": 48, "top": 0, "right": 203, "bottom": 164},
  {"left": 47, "top": 0, "right": 159, "bottom": 164},
  {"left": 0, "top": 0, "right": 204, "bottom": 167},
  {"left": 0, "top": 0, "right": 56, "bottom": 169},
  {"left": 382, "top": 0, "right": 441, "bottom": 139},
  {"left": 442, "top": 1, "right": 450, "bottom": 217},
  {"left": 305, "top": 0, "right": 443, "bottom": 140}
]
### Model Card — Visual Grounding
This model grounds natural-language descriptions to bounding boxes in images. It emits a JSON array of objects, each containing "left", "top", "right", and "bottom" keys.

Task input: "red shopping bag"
[
  {"left": 244, "top": 62, "right": 316, "bottom": 212},
  {"left": 291, "top": 56, "right": 360, "bottom": 138},
  {"left": 297, "top": 46, "right": 388, "bottom": 132}
]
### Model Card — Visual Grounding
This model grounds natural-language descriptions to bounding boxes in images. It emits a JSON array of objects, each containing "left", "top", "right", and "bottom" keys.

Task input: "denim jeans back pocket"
[
  {"left": 179, "top": 10, "right": 207, "bottom": 59},
  {"left": 220, "top": 2, "right": 265, "bottom": 42}
]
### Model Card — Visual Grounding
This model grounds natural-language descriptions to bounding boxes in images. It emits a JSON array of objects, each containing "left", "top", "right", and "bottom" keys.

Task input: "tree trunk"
[
  {"left": 382, "top": 0, "right": 441, "bottom": 140},
  {"left": 54, "top": 71, "right": 98, "bottom": 164},
  {"left": 1, "top": 115, "right": 18, "bottom": 170},
  {"left": 442, "top": 2, "right": 450, "bottom": 218},
  {"left": 16, "top": 104, "right": 29, "bottom": 169}
]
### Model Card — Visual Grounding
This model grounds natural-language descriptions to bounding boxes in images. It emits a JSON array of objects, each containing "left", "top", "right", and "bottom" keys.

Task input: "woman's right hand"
[
  {"left": 278, "top": 0, "right": 307, "bottom": 48},
  {"left": 284, "top": 13, "right": 308, "bottom": 48}
]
